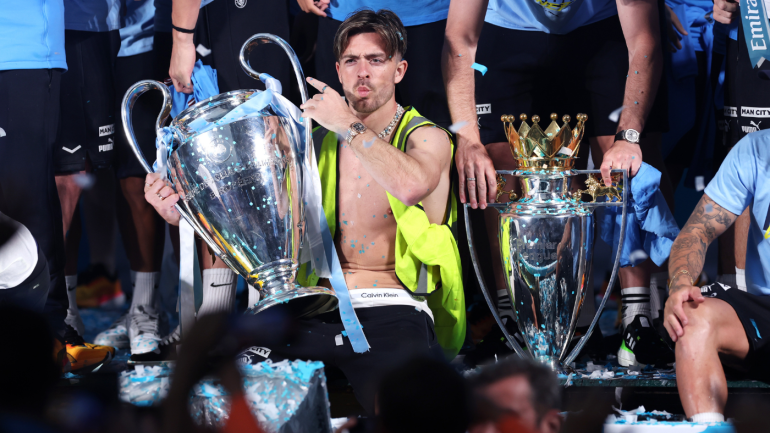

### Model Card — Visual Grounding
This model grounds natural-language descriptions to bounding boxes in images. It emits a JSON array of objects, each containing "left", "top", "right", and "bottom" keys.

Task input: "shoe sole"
[
  {"left": 71, "top": 350, "right": 114, "bottom": 374},
  {"left": 617, "top": 346, "right": 646, "bottom": 369},
  {"left": 127, "top": 359, "right": 176, "bottom": 368}
]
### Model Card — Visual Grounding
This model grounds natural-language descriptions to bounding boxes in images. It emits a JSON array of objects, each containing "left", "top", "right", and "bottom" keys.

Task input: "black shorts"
[
  {"left": 237, "top": 305, "right": 445, "bottom": 415},
  {"left": 315, "top": 18, "right": 452, "bottom": 129},
  {"left": 197, "top": 0, "right": 291, "bottom": 96},
  {"left": 722, "top": 22, "right": 770, "bottom": 149},
  {"left": 55, "top": 30, "right": 120, "bottom": 174},
  {"left": 475, "top": 16, "right": 669, "bottom": 145},
  {"left": 700, "top": 282, "right": 770, "bottom": 380},
  {"left": 114, "top": 47, "right": 170, "bottom": 179}
]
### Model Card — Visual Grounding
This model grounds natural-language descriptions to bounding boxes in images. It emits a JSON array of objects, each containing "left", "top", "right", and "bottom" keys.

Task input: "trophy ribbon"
[{"left": 150, "top": 62, "right": 220, "bottom": 338}]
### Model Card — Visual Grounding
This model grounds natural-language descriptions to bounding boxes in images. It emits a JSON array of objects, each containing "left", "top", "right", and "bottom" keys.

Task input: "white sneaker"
[
  {"left": 128, "top": 305, "right": 161, "bottom": 355},
  {"left": 160, "top": 325, "right": 181, "bottom": 347},
  {"left": 94, "top": 311, "right": 130, "bottom": 349}
]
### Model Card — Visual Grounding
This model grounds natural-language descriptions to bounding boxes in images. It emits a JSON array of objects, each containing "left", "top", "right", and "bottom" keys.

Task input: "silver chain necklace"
[{"left": 378, "top": 104, "right": 404, "bottom": 139}]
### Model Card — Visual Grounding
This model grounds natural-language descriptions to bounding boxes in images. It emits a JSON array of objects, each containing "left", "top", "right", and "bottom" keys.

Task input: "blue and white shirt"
[
  {"left": 64, "top": 0, "right": 122, "bottom": 32},
  {"left": 485, "top": 0, "right": 618, "bottom": 34},
  {"left": 705, "top": 129, "right": 770, "bottom": 296},
  {"left": 326, "top": 0, "right": 450, "bottom": 26},
  {"left": 0, "top": 0, "right": 67, "bottom": 71}
]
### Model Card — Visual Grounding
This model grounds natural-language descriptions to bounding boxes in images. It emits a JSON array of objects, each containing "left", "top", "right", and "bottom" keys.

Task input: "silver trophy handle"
[
  {"left": 562, "top": 168, "right": 628, "bottom": 366},
  {"left": 238, "top": 34, "right": 313, "bottom": 185},
  {"left": 120, "top": 80, "right": 231, "bottom": 263},
  {"left": 463, "top": 203, "right": 531, "bottom": 360}
]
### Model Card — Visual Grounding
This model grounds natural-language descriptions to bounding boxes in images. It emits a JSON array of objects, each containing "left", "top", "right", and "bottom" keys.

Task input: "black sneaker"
[{"left": 618, "top": 315, "right": 675, "bottom": 367}]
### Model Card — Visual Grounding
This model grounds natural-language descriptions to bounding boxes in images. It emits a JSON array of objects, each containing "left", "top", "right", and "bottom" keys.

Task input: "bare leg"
[
  {"left": 676, "top": 298, "right": 749, "bottom": 417},
  {"left": 55, "top": 173, "right": 84, "bottom": 238},
  {"left": 484, "top": 141, "right": 517, "bottom": 295},
  {"left": 116, "top": 177, "right": 165, "bottom": 272},
  {"left": 81, "top": 168, "right": 117, "bottom": 274}
]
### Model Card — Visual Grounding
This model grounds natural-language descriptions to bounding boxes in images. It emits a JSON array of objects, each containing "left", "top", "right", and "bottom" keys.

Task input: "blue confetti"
[
  {"left": 471, "top": 63, "right": 488, "bottom": 76},
  {"left": 751, "top": 319, "right": 762, "bottom": 339}
]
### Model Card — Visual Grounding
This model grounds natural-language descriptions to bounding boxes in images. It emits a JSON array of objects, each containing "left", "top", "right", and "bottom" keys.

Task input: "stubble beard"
[{"left": 343, "top": 84, "right": 395, "bottom": 115}]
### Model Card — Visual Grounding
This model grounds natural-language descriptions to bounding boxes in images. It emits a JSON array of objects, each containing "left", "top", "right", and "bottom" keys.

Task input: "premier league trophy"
[
  {"left": 121, "top": 34, "right": 339, "bottom": 325},
  {"left": 465, "top": 113, "right": 627, "bottom": 371}
]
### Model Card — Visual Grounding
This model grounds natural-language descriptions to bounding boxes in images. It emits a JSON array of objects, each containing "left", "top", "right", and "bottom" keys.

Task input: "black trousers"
[
  {"left": 238, "top": 305, "right": 445, "bottom": 415},
  {"left": 0, "top": 69, "right": 68, "bottom": 336}
]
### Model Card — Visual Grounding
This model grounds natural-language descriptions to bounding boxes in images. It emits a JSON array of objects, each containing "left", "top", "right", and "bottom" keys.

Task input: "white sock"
[
  {"left": 247, "top": 284, "right": 260, "bottom": 310},
  {"left": 64, "top": 275, "right": 84, "bottom": 336},
  {"left": 198, "top": 268, "right": 237, "bottom": 317},
  {"left": 620, "top": 286, "right": 652, "bottom": 328},
  {"left": 736, "top": 267, "right": 747, "bottom": 291},
  {"left": 690, "top": 412, "right": 724, "bottom": 423},
  {"left": 130, "top": 271, "right": 161, "bottom": 311},
  {"left": 649, "top": 272, "right": 668, "bottom": 320}
]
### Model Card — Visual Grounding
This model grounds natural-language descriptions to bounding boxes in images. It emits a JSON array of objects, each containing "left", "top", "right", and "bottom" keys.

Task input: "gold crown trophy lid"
[{"left": 502, "top": 112, "right": 588, "bottom": 171}]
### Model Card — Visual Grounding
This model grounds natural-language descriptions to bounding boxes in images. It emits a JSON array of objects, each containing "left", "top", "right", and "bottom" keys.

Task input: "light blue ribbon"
[{"left": 317, "top": 203, "right": 370, "bottom": 352}]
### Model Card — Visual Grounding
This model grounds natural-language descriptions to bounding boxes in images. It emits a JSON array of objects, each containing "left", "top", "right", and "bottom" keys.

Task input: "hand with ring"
[
  {"left": 144, "top": 172, "right": 181, "bottom": 226},
  {"left": 299, "top": 77, "right": 359, "bottom": 136}
]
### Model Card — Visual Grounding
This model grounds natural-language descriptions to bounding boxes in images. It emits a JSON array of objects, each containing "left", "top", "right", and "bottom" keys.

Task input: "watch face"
[
  {"left": 352, "top": 123, "right": 367, "bottom": 134},
  {"left": 625, "top": 129, "right": 640, "bottom": 143}
]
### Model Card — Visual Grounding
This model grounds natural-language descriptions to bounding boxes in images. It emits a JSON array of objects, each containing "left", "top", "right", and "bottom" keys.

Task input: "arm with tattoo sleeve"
[{"left": 663, "top": 194, "right": 739, "bottom": 341}]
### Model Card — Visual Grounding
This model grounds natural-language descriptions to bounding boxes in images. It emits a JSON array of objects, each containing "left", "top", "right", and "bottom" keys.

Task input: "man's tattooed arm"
[{"left": 668, "top": 194, "right": 739, "bottom": 293}]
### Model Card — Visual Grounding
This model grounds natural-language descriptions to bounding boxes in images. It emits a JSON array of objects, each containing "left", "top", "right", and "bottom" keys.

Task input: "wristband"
[{"left": 172, "top": 24, "right": 195, "bottom": 34}]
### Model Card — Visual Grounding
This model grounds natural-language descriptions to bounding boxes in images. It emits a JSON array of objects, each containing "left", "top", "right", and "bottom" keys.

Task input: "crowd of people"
[{"left": 1, "top": 0, "right": 770, "bottom": 429}]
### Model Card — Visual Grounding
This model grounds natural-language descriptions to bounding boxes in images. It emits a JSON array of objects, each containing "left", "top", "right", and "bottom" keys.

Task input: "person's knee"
[
  {"left": 678, "top": 300, "right": 719, "bottom": 347},
  {"left": 485, "top": 142, "right": 516, "bottom": 170}
]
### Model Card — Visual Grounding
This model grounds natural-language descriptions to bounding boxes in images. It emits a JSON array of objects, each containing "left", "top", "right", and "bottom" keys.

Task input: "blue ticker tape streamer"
[{"left": 471, "top": 63, "right": 488, "bottom": 76}]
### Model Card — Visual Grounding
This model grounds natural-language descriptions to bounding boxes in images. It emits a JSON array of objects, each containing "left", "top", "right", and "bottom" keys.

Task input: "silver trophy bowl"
[
  {"left": 467, "top": 169, "right": 626, "bottom": 371},
  {"left": 466, "top": 113, "right": 627, "bottom": 371},
  {"left": 121, "top": 34, "right": 338, "bottom": 322}
]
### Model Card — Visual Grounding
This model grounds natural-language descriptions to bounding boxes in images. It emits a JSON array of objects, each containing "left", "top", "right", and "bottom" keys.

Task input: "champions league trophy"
[
  {"left": 465, "top": 113, "right": 628, "bottom": 371},
  {"left": 121, "top": 34, "right": 339, "bottom": 326}
]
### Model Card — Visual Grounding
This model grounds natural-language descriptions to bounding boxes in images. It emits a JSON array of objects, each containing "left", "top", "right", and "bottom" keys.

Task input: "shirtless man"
[{"left": 143, "top": 9, "right": 465, "bottom": 414}]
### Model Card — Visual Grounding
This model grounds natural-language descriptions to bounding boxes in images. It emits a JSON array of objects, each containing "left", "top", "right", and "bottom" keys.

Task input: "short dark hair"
[
  {"left": 333, "top": 9, "right": 407, "bottom": 61},
  {"left": 468, "top": 356, "right": 561, "bottom": 421}
]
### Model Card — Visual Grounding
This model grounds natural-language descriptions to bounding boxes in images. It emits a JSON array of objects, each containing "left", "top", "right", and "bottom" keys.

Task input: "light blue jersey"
[
  {"left": 326, "top": 0, "right": 450, "bottom": 26},
  {"left": 485, "top": 0, "right": 618, "bottom": 34},
  {"left": 0, "top": 0, "right": 67, "bottom": 71},
  {"left": 119, "top": 0, "right": 155, "bottom": 57},
  {"left": 705, "top": 130, "right": 770, "bottom": 296},
  {"left": 64, "top": 0, "right": 122, "bottom": 31}
]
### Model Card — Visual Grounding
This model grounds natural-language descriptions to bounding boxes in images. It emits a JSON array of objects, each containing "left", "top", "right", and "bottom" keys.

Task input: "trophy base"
[
  {"left": 247, "top": 285, "right": 338, "bottom": 319},
  {"left": 535, "top": 356, "right": 572, "bottom": 374}
]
